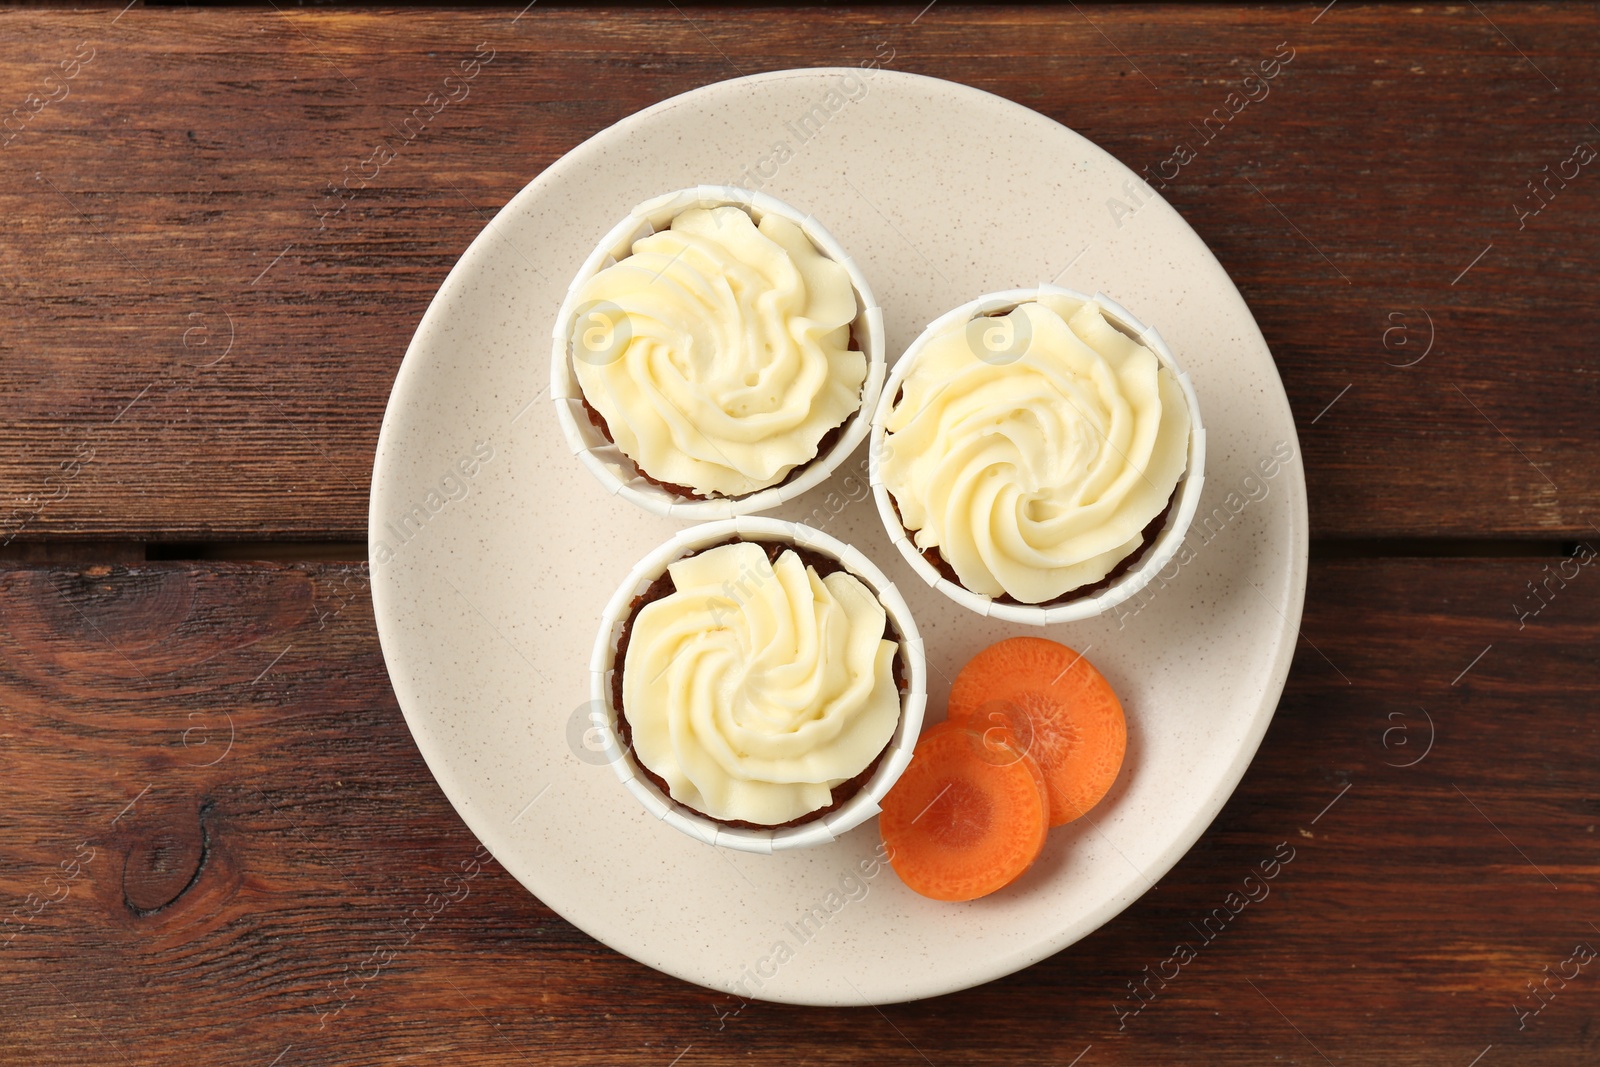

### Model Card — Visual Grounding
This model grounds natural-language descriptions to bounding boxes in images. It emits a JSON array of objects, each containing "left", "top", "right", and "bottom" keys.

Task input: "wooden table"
[{"left": 3, "top": 3, "right": 1596, "bottom": 1064}]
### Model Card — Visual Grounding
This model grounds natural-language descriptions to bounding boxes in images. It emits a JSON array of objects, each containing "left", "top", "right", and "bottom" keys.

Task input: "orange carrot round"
[
  {"left": 947, "top": 636, "right": 1126, "bottom": 827},
  {"left": 879, "top": 720, "right": 1050, "bottom": 902}
]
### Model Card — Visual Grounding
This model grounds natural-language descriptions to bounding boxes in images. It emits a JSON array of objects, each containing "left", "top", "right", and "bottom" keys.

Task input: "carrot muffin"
[
  {"left": 877, "top": 293, "right": 1191, "bottom": 605},
  {"left": 613, "top": 539, "right": 904, "bottom": 828},
  {"left": 569, "top": 204, "right": 867, "bottom": 500}
]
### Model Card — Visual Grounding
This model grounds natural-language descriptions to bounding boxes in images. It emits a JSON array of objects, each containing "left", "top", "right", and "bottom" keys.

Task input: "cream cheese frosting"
[
  {"left": 879, "top": 295, "right": 1190, "bottom": 605},
  {"left": 622, "top": 541, "right": 900, "bottom": 826},
  {"left": 572, "top": 206, "right": 866, "bottom": 498}
]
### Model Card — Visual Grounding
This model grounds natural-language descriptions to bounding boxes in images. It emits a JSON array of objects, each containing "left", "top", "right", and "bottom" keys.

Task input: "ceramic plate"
[{"left": 369, "top": 67, "right": 1307, "bottom": 1006}]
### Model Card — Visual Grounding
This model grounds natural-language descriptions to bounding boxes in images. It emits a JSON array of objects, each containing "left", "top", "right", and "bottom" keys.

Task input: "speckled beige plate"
[{"left": 370, "top": 68, "right": 1308, "bottom": 1006}]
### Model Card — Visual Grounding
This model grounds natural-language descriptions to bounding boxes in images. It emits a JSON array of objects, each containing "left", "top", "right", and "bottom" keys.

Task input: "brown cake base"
[{"left": 610, "top": 537, "right": 907, "bottom": 832}]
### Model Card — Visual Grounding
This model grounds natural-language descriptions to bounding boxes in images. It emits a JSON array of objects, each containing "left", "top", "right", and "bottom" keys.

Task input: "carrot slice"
[
  {"left": 879, "top": 721, "right": 1050, "bottom": 902},
  {"left": 947, "top": 637, "right": 1126, "bottom": 827}
]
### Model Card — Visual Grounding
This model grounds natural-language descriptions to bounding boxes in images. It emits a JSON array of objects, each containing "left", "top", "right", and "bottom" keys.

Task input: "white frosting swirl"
[
  {"left": 879, "top": 295, "right": 1190, "bottom": 604},
  {"left": 573, "top": 206, "right": 866, "bottom": 498},
  {"left": 622, "top": 541, "right": 900, "bottom": 826}
]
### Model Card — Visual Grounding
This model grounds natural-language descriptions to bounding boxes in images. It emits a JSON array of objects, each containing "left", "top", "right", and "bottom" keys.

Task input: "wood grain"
[
  {"left": 0, "top": 4, "right": 1596, "bottom": 542},
  {"left": 2, "top": 555, "right": 1596, "bottom": 1065}
]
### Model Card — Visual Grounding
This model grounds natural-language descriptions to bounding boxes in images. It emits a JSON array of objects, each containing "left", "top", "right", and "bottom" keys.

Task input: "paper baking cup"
[
  {"left": 588, "top": 516, "right": 927, "bottom": 854},
  {"left": 551, "top": 186, "right": 886, "bottom": 521},
  {"left": 868, "top": 284, "right": 1207, "bottom": 626}
]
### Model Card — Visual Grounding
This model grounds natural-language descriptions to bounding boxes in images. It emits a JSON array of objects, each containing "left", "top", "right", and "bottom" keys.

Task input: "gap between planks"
[{"left": 0, "top": 538, "right": 1590, "bottom": 566}]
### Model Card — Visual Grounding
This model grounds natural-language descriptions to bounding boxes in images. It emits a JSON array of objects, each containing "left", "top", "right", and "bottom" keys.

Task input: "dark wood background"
[{"left": 2, "top": 3, "right": 1596, "bottom": 1065}]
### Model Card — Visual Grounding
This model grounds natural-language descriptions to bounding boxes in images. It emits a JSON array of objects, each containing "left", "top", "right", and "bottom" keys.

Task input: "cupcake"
[
  {"left": 870, "top": 286, "right": 1205, "bottom": 625},
  {"left": 551, "top": 186, "right": 885, "bottom": 520},
  {"left": 590, "top": 517, "right": 926, "bottom": 853}
]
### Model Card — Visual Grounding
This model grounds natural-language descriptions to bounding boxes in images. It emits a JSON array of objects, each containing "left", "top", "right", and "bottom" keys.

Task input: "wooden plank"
[
  {"left": 0, "top": 5, "right": 1595, "bottom": 541},
  {"left": 1, "top": 555, "right": 1596, "bottom": 1064}
]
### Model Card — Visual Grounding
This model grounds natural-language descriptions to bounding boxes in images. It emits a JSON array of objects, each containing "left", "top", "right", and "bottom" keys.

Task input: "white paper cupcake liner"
[
  {"left": 868, "top": 284, "right": 1208, "bottom": 626},
  {"left": 551, "top": 185, "right": 886, "bottom": 521},
  {"left": 588, "top": 516, "right": 927, "bottom": 854}
]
